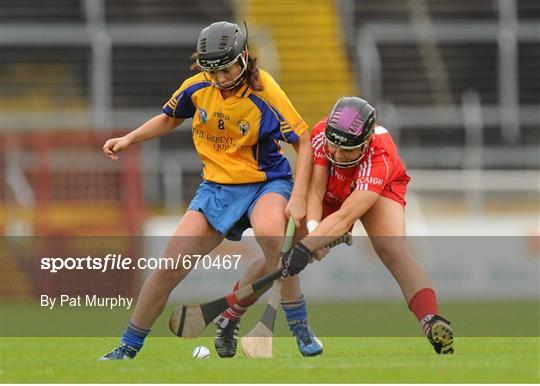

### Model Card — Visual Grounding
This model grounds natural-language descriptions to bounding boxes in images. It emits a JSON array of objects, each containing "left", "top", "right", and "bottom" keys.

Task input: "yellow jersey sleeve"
[
  {"left": 162, "top": 73, "right": 211, "bottom": 118},
  {"left": 253, "top": 70, "right": 308, "bottom": 143}
]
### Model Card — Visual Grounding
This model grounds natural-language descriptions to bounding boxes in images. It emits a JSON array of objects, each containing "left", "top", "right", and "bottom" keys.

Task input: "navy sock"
[
  {"left": 281, "top": 295, "right": 307, "bottom": 328},
  {"left": 121, "top": 320, "right": 150, "bottom": 351}
]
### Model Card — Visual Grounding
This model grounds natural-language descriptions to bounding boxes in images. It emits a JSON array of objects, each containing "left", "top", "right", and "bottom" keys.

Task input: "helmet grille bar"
[
  {"left": 328, "top": 111, "right": 341, "bottom": 127},
  {"left": 199, "top": 38, "right": 207, "bottom": 52},
  {"left": 349, "top": 117, "right": 364, "bottom": 133}
]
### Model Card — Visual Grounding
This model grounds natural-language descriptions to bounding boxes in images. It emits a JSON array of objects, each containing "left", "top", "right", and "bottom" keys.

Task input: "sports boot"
[
  {"left": 289, "top": 320, "right": 323, "bottom": 357},
  {"left": 426, "top": 315, "right": 455, "bottom": 354},
  {"left": 98, "top": 343, "right": 138, "bottom": 361},
  {"left": 214, "top": 315, "right": 240, "bottom": 358}
]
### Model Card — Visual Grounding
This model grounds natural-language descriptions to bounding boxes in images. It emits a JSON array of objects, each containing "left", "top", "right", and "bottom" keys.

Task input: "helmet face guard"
[
  {"left": 324, "top": 97, "right": 376, "bottom": 168},
  {"left": 196, "top": 21, "right": 248, "bottom": 90},
  {"left": 323, "top": 137, "right": 372, "bottom": 168},
  {"left": 198, "top": 53, "right": 248, "bottom": 90}
]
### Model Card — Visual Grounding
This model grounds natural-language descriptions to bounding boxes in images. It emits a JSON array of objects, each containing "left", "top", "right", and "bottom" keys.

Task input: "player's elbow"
[
  {"left": 297, "top": 130, "right": 311, "bottom": 143},
  {"left": 295, "top": 131, "right": 312, "bottom": 150},
  {"left": 308, "top": 184, "right": 325, "bottom": 202}
]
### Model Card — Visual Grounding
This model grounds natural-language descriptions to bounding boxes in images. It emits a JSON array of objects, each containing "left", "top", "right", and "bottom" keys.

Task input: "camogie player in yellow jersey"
[{"left": 100, "top": 21, "right": 323, "bottom": 359}]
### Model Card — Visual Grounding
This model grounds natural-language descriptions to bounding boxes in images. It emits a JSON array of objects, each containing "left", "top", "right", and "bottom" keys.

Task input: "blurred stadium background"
[{"left": 1, "top": 1, "right": 538, "bottom": 311}]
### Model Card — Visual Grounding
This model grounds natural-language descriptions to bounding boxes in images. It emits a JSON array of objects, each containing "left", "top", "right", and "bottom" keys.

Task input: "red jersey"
[{"left": 311, "top": 118, "right": 410, "bottom": 212}]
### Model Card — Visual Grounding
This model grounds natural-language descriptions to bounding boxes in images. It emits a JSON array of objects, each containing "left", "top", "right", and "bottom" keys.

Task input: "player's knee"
[
  {"left": 254, "top": 221, "right": 285, "bottom": 238},
  {"left": 255, "top": 230, "right": 284, "bottom": 253}
]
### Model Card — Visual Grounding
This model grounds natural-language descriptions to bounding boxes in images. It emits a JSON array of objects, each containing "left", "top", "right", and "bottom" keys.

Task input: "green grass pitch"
[
  {"left": 2, "top": 336, "right": 539, "bottom": 383},
  {"left": 2, "top": 301, "right": 539, "bottom": 382}
]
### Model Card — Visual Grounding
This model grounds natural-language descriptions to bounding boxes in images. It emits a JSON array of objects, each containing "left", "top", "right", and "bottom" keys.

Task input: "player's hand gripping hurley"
[
  {"left": 241, "top": 221, "right": 352, "bottom": 357},
  {"left": 169, "top": 220, "right": 352, "bottom": 339}
]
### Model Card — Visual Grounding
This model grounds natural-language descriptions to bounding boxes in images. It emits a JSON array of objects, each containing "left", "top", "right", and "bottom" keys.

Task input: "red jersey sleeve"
[{"left": 311, "top": 119, "right": 329, "bottom": 167}]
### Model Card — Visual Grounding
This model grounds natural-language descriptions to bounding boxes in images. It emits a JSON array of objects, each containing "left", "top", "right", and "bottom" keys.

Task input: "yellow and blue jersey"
[{"left": 162, "top": 70, "right": 307, "bottom": 184}]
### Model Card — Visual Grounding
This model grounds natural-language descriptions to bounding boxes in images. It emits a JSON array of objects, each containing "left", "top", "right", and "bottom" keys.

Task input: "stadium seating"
[{"left": 349, "top": 0, "right": 539, "bottom": 164}]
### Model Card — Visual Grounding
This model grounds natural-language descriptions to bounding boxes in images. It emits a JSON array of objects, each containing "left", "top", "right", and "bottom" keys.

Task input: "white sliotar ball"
[{"left": 192, "top": 345, "right": 211, "bottom": 359}]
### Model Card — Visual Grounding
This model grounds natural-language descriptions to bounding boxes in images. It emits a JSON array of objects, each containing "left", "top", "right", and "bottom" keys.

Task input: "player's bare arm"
[
  {"left": 305, "top": 164, "right": 332, "bottom": 261},
  {"left": 306, "top": 164, "right": 329, "bottom": 227},
  {"left": 281, "top": 190, "right": 379, "bottom": 276},
  {"left": 103, "top": 114, "right": 184, "bottom": 160},
  {"left": 285, "top": 131, "right": 313, "bottom": 227},
  {"left": 303, "top": 189, "right": 379, "bottom": 252}
]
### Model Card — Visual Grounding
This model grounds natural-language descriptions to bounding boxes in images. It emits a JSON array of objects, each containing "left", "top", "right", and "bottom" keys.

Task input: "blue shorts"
[{"left": 188, "top": 178, "right": 293, "bottom": 241}]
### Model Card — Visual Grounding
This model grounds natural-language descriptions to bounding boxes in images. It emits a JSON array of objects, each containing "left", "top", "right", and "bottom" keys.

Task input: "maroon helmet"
[{"left": 324, "top": 97, "right": 376, "bottom": 167}]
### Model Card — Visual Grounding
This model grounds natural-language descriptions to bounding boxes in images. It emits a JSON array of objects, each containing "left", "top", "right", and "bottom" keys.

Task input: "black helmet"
[
  {"left": 324, "top": 97, "right": 376, "bottom": 167},
  {"left": 196, "top": 21, "right": 248, "bottom": 89}
]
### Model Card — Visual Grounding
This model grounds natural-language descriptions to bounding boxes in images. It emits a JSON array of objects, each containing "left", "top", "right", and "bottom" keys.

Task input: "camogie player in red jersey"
[{"left": 280, "top": 97, "right": 455, "bottom": 354}]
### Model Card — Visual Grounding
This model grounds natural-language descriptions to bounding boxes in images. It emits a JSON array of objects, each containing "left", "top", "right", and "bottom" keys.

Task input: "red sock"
[
  {"left": 408, "top": 288, "right": 439, "bottom": 321},
  {"left": 221, "top": 281, "right": 258, "bottom": 320},
  {"left": 409, "top": 288, "right": 439, "bottom": 335}
]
